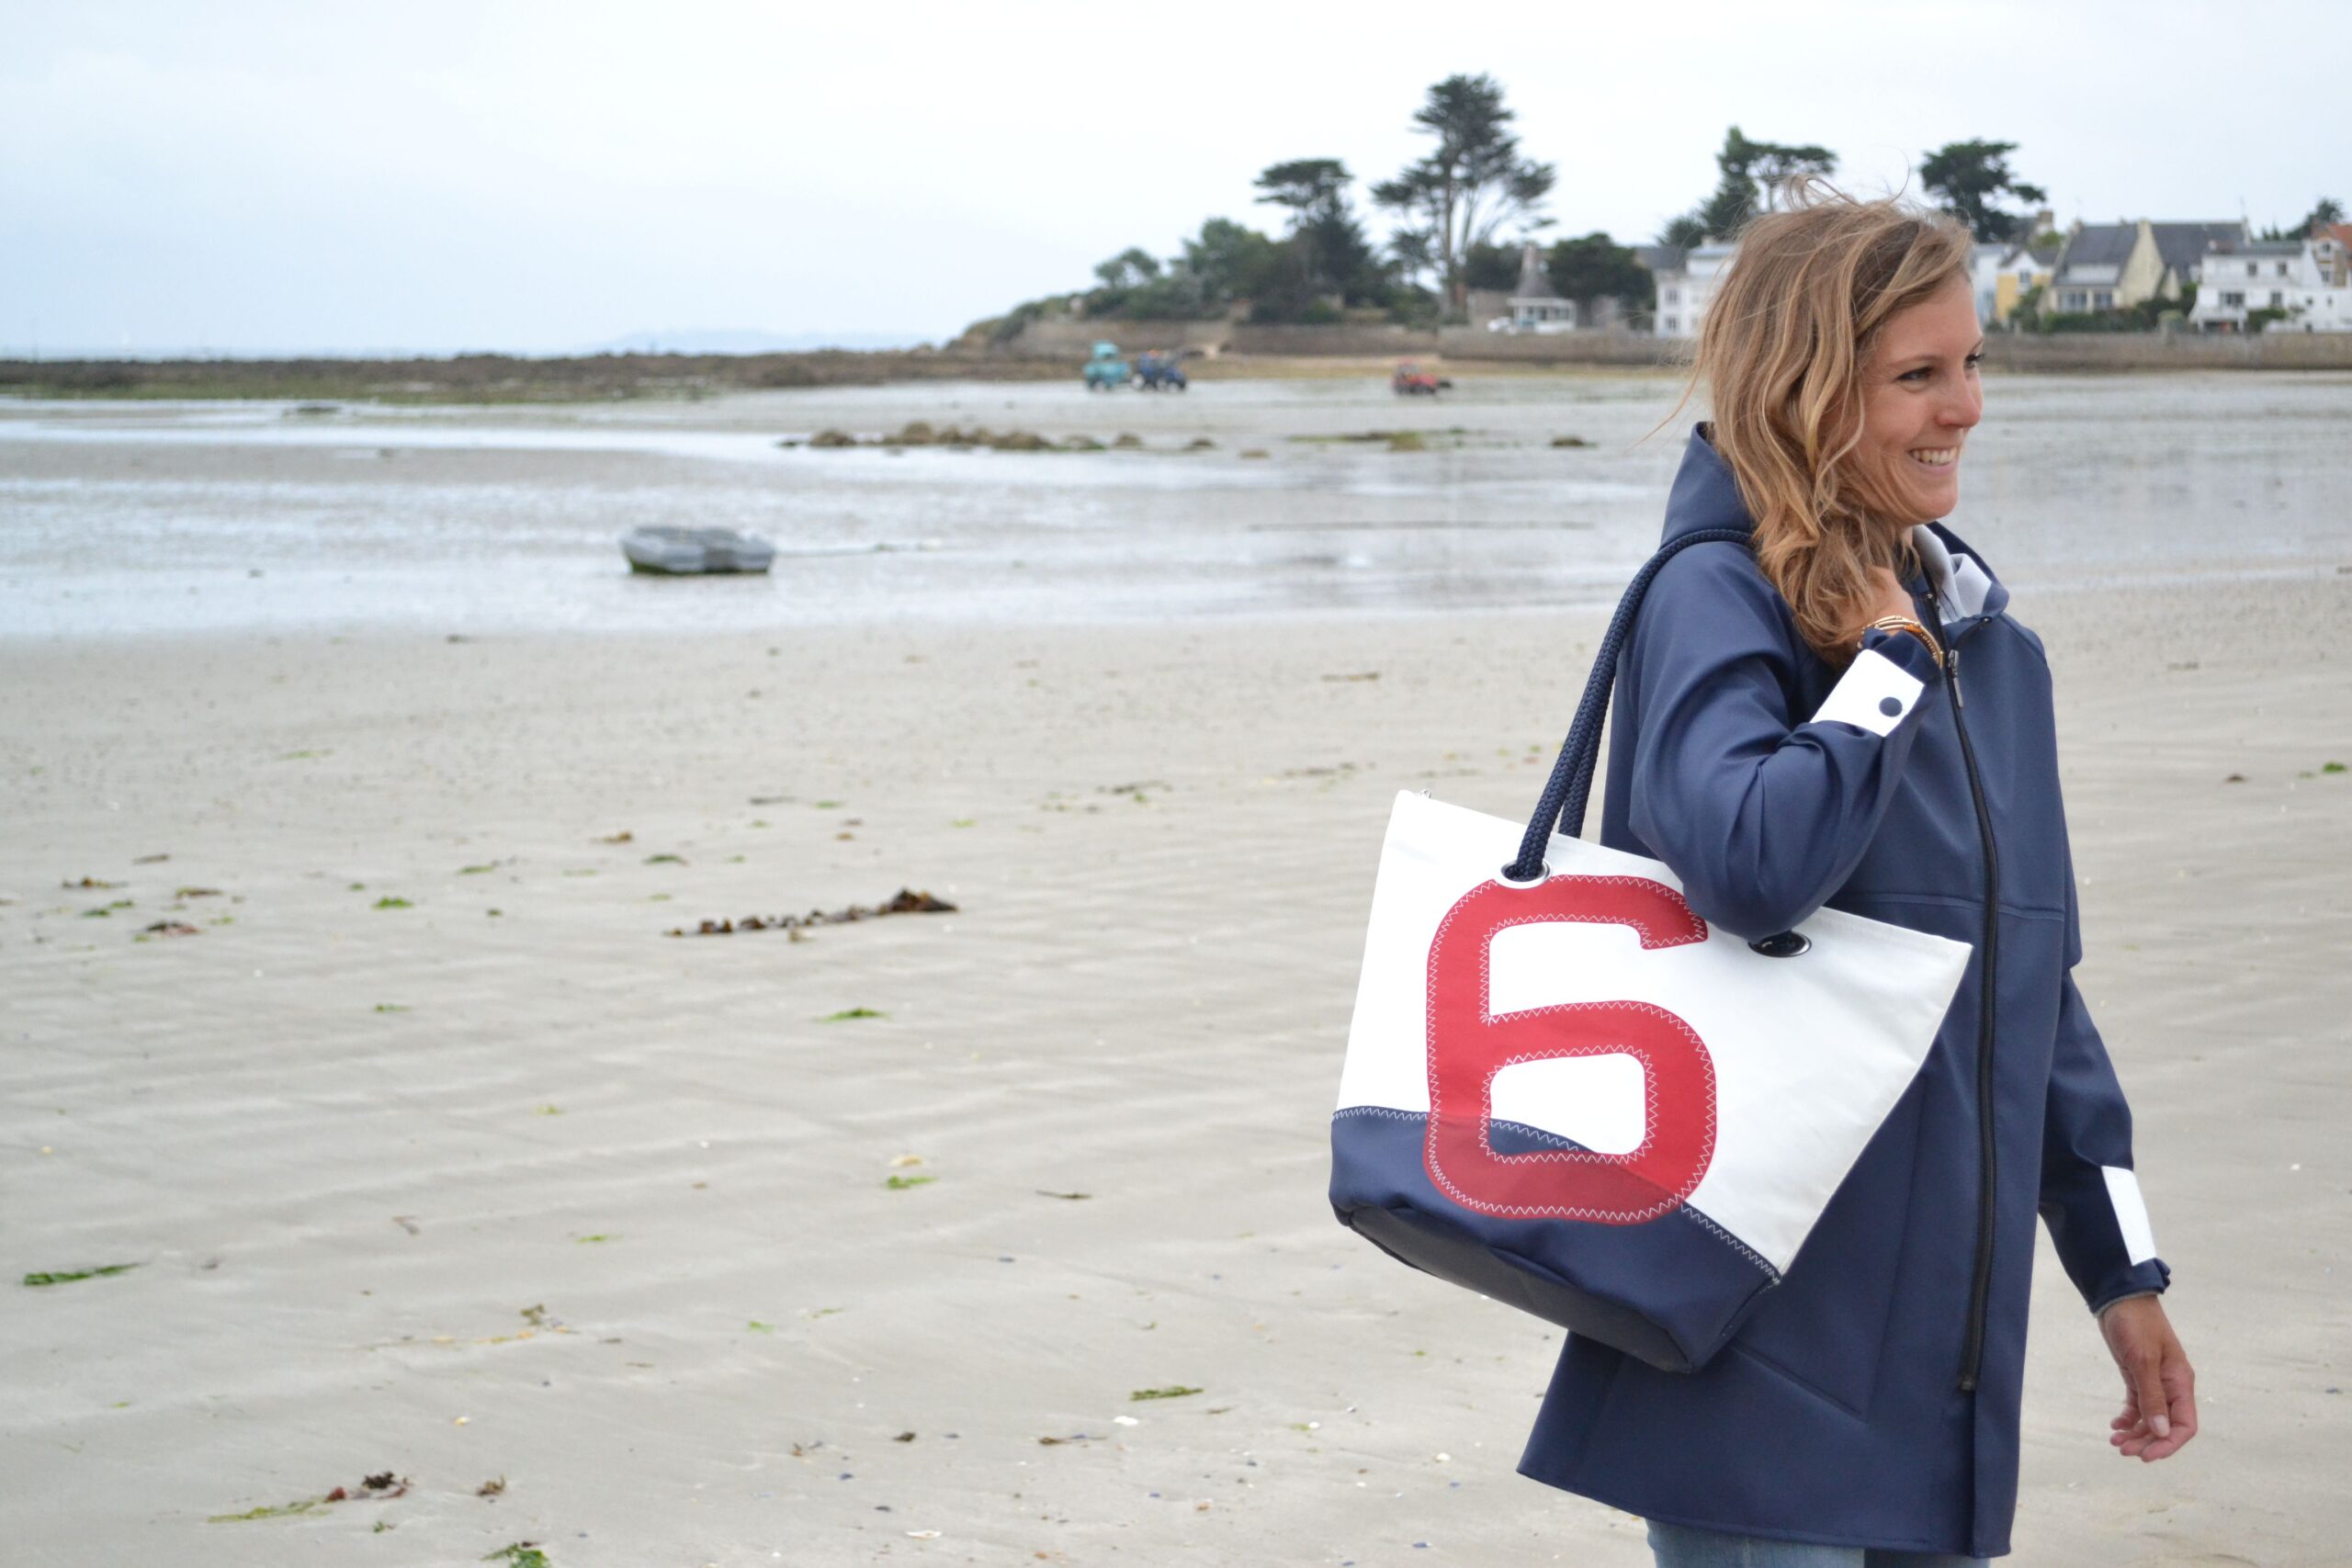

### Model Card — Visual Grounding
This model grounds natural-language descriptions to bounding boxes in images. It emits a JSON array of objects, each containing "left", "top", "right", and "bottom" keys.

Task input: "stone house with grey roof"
[{"left": 2044, "top": 219, "right": 2247, "bottom": 314}]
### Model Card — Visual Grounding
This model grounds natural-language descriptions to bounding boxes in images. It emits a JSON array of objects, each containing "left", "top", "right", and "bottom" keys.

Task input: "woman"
[{"left": 1518, "top": 189, "right": 2197, "bottom": 1564}]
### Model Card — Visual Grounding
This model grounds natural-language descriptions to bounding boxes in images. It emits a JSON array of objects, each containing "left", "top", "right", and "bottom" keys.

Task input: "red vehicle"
[{"left": 1391, "top": 361, "right": 1453, "bottom": 396}]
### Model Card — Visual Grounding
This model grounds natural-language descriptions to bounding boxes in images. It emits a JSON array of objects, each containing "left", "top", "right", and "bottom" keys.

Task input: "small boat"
[{"left": 621, "top": 526, "right": 776, "bottom": 575}]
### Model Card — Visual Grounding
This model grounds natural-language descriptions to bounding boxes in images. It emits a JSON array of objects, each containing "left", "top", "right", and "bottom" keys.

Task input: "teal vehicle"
[{"left": 1081, "top": 341, "right": 1130, "bottom": 390}]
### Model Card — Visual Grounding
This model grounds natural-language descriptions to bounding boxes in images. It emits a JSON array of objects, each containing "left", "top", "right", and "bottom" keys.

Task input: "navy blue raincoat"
[{"left": 1518, "top": 428, "right": 2171, "bottom": 1558}]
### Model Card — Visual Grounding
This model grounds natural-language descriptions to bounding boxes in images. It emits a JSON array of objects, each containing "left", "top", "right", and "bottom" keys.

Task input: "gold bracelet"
[{"left": 1863, "top": 615, "right": 1944, "bottom": 669}]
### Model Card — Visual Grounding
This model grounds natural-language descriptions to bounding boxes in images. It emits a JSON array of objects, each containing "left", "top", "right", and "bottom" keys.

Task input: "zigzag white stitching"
[
  {"left": 1419, "top": 884, "right": 1718, "bottom": 1226},
  {"left": 1423, "top": 1008, "right": 1713, "bottom": 1224},
  {"left": 1482, "top": 1044, "right": 1663, "bottom": 1165},
  {"left": 1333, "top": 1109, "right": 1776, "bottom": 1280}
]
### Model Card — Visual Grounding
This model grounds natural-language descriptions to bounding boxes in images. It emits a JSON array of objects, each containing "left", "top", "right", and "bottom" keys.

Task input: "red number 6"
[{"left": 1424, "top": 875, "right": 1716, "bottom": 1224}]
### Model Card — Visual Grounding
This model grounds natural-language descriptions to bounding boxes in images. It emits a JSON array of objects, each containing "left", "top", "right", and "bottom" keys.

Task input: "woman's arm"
[
  {"left": 2039, "top": 807, "right": 2192, "bottom": 1456},
  {"left": 1617, "top": 545, "right": 1943, "bottom": 939}
]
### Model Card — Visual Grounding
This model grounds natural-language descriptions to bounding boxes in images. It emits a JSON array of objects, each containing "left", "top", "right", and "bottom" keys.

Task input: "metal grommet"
[
  {"left": 1748, "top": 931, "right": 1811, "bottom": 958},
  {"left": 1496, "top": 861, "right": 1551, "bottom": 889}
]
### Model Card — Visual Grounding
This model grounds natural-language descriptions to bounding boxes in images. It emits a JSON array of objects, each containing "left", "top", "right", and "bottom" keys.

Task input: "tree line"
[{"left": 967, "top": 75, "right": 2341, "bottom": 343}]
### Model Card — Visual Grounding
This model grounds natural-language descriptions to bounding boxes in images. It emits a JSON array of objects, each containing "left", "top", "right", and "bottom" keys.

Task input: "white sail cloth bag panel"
[{"left": 1328, "top": 527, "right": 1971, "bottom": 1374}]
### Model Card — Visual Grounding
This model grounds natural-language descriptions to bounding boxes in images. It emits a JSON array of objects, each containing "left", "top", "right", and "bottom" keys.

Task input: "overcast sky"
[{"left": 4, "top": 0, "right": 2344, "bottom": 355}]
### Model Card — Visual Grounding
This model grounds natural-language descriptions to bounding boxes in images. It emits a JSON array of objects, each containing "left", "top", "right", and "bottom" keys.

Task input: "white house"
[
  {"left": 1963, "top": 212, "right": 2060, "bottom": 326},
  {"left": 1968, "top": 243, "right": 2008, "bottom": 325},
  {"left": 1646, "top": 241, "right": 1737, "bottom": 338},
  {"left": 2190, "top": 232, "right": 2352, "bottom": 333},
  {"left": 1973, "top": 231, "right": 2060, "bottom": 326}
]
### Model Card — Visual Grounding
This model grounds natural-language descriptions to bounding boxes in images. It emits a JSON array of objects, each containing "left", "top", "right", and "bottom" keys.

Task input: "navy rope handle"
[{"left": 1503, "top": 527, "right": 1755, "bottom": 882}]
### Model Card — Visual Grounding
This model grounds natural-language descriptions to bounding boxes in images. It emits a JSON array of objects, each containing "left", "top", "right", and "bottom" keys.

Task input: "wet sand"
[
  {"left": 5, "top": 565, "right": 2350, "bottom": 1565},
  {"left": 6, "top": 371, "right": 2350, "bottom": 640}
]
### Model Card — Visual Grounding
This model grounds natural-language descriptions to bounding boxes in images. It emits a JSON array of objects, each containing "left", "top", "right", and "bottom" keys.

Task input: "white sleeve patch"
[
  {"left": 1808, "top": 647, "right": 1927, "bottom": 738},
  {"left": 2102, "top": 1166, "right": 2159, "bottom": 1265}
]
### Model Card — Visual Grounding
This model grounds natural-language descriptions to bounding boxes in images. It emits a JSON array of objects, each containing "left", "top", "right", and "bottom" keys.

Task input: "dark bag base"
[
  {"left": 1341, "top": 1201, "right": 1698, "bottom": 1371},
  {"left": 1329, "top": 1110, "right": 1779, "bottom": 1374}
]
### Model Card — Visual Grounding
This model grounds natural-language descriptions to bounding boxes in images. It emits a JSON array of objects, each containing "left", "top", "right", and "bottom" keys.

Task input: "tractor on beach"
[
  {"left": 1082, "top": 342, "right": 1131, "bottom": 390},
  {"left": 1136, "top": 351, "right": 1189, "bottom": 391},
  {"left": 1391, "top": 361, "right": 1452, "bottom": 396}
]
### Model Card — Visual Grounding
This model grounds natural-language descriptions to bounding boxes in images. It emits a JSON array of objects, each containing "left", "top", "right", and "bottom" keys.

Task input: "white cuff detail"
[
  {"left": 1808, "top": 648, "right": 1927, "bottom": 737},
  {"left": 2102, "top": 1165, "right": 2159, "bottom": 1265}
]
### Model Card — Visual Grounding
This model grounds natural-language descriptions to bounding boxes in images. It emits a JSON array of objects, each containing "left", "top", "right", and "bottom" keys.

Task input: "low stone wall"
[
  {"left": 1226, "top": 323, "right": 1439, "bottom": 355},
  {"left": 995, "top": 318, "right": 2352, "bottom": 371},
  {"left": 998, "top": 320, "right": 1233, "bottom": 356},
  {"left": 1979, "top": 331, "right": 2352, "bottom": 372},
  {"left": 1437, "top": 328, "right": 1679, "bottom": 367}
]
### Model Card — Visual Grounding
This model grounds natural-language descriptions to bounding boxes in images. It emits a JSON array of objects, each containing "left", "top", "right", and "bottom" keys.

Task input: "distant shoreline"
[
  {"left": 5, "top": 328, "right": 2348, "bottom": 405},
  {"left": 0, "top": 348, "right": 1072, "bottom": 405}
]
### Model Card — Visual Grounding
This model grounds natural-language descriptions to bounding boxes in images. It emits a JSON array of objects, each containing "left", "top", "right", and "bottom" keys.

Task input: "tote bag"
[{"left": 1329, "top": 528, "right": 1971, "bottom": 1373}]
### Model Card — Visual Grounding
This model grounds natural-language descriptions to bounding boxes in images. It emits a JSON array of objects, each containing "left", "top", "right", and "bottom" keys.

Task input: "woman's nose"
[{"left": 1941, "top": 381, "right": 1983, "bottom": 429}]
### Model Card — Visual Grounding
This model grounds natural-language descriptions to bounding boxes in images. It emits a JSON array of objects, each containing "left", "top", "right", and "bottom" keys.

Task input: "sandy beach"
[{"left": 5, "top": 382, "right": 2351, "bottom": 1566}]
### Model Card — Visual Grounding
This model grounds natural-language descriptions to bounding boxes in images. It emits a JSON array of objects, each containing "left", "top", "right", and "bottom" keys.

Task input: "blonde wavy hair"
[{"left": 1680, "top": 183, "right": 1975, "bottom": 662}]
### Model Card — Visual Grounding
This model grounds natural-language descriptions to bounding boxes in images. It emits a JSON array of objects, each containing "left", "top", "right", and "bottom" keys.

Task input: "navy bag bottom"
[{"left": 1330, "top": 1108, "right": 1779, "bottom": 1373}]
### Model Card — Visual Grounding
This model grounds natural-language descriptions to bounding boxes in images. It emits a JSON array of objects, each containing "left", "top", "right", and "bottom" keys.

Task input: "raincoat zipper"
[{"left": 1926, "top": 590, "right": 2001, "bottom": 1393}]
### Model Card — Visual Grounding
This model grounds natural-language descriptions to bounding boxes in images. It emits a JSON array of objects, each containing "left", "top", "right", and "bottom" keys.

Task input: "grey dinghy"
[{"left": 621, "top": 526, "right": 776, "bottom": 575}]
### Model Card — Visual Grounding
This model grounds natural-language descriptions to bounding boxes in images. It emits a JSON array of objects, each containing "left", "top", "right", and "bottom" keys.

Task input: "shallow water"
[{"left": 2, "top": 371, "right": 2347, "bottom": 640}]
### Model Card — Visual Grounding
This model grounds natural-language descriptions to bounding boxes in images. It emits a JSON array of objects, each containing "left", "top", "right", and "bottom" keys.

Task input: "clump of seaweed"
[
  {"left": 795, "top": 422, "right": 1124, "bottom": 454},
  {"left": 209, "top": 1472, "right": 410, "bottom": 1524},
  {"left": 667, "top": 886, "right": 956, "bottom": 938}
]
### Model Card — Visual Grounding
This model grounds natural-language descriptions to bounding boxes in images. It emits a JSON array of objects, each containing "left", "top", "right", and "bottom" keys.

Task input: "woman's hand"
[
  {"left": 2099, "top": 1295, "right": 2197, "bottom": 1461},
  {"left": 1864, "top": 565, "right": 1916, "bottom": 626}
]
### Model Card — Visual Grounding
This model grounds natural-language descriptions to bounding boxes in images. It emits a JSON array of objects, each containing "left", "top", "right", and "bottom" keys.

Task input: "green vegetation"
[
  {"left": 1919, "top": 140, "right": 2050, "bottom": 243},
  {"left": 209, "top": 1498, "right": 328, "bottom": 1523},
  {"left": 821, "top": 1007, "right": 886, "bottom": 1021},
  {"left": 1129, "top": 1384, "right": 1204, "bottom": 1401},
  {"left": 0, "top": 349, "right": 1069, "bottom": 405},
  {"left": 884, "top": 1174, "right": 935, "bottom": 1190},
  {"left": 1662, "top": 126, "right": 1838, "bottom": 248},
  {"left": 1546, "top": 232, "right": 1656, "bottom": 320},
  {"left": 2013, "top": 284, "right": 2199, "bottom": 334},
  {"left": 1374, "top": 73, "right": 1556, "bottom": 319},
  {"left": 2257, "top": 197, "right": 2343, "bottom": 242},
  {"left": 24, "top": 1263, "right": 141, "bottom": 1287},
  {"left": 972, "top": 73, "right": 1558, "bottom": 337}
]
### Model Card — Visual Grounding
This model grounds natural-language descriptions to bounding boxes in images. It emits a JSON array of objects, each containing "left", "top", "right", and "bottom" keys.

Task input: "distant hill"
[{"left": 583, "top": 327, "right": 932, "bottom": 355}]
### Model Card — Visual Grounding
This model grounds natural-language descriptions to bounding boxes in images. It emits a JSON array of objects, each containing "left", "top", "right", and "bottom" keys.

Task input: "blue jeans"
[{"left": 1648, "top": 1519, "right": 1988, "bottom": 1568}]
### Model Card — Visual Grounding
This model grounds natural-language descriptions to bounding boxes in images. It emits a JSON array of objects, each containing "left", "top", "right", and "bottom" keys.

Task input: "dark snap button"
[
  {"left": 1748, "top": 931, "right": 1812, "bottom": 958},
  {"left": 1878, "top": 695, "right": 1903, "bottom": 716}
]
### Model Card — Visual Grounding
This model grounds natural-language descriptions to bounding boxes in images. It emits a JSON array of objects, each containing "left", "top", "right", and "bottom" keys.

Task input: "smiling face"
[{"left": 1854, "top": 275, "right": 1984, "bottom": 527}]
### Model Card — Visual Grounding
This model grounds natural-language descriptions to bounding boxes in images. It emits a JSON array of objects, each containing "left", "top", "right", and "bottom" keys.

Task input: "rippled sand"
[{"left": 3, "top": 376, "right": 2348, "bottom": 1565}]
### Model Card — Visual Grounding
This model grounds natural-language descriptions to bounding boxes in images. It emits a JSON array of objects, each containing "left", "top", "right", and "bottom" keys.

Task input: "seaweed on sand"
[{"left": 667, "top": 887, "right": 956, "bottom": 938}]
